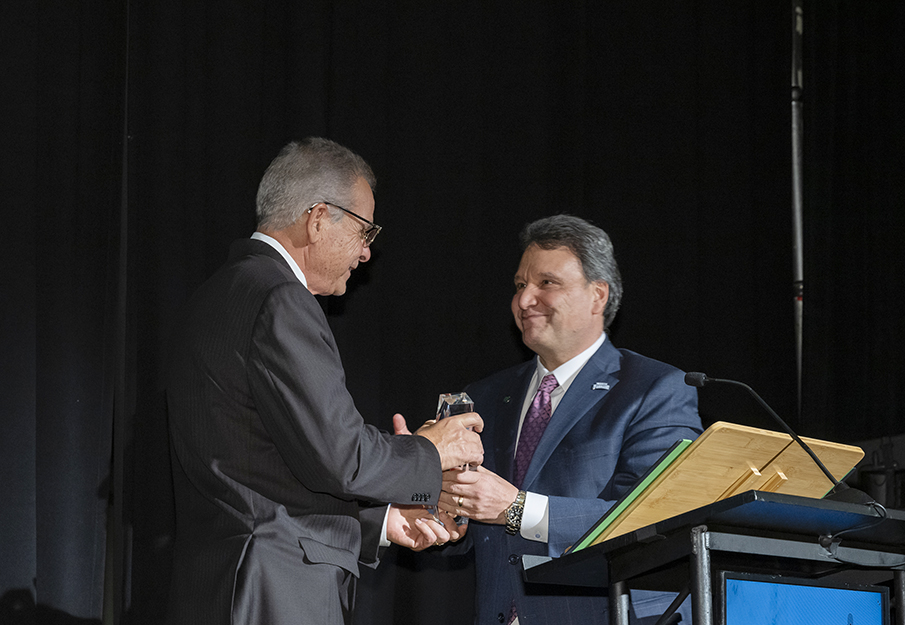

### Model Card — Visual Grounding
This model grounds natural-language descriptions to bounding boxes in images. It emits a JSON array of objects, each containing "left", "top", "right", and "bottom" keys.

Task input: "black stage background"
[{"left": 3, "top": 1, "right": 904, "bottom": 623}]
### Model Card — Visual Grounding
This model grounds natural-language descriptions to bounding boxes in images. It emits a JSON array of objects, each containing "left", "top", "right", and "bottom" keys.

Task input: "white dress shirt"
[{"left": 516, "top": 332, "right": 607, "bottom": 543}]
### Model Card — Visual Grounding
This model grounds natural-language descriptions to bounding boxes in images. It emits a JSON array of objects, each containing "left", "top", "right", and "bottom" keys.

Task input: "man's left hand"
[
  {"left": 439, "top": 466, "right": 519, "bottom": 525},
  {"left": 387, "top": 505, "right": 466, "bottom": 551}
]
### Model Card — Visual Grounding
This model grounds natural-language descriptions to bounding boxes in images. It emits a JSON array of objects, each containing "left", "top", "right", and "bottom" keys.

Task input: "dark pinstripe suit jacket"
[{"left": 165, "top": 239, "right": 441, "bottom": 625}]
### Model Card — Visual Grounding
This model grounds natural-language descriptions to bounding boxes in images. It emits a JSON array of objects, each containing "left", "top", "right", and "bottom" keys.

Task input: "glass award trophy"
[{"left": 431, "top": 392, "right": 475, "bottom": 526}]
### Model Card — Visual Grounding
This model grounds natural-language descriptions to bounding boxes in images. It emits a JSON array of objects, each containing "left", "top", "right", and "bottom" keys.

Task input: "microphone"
[{"left": 684, "top": 372, "right": 874, "bottom": 504}]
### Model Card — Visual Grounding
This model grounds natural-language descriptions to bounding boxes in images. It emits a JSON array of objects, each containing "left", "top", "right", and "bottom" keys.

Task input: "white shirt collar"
[
  {"left": 515, "top": 332, "right": 608, "bottom": 451},
  {"left": 250, "top": 232, "right": 308, "bottom": 289},
  {"left": 535, "top": 332, "right": 607, "bottom": 390}
]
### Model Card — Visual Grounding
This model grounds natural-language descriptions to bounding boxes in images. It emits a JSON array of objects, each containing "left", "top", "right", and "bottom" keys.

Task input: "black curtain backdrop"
[
  {"left": 4, "top": 1, "right": 126, "bottom": 623},
  {"left": 802, "top": 2, "right": 905, "bottom": 442},
  {"left": 5, "top": 1, "right": 904, "bottom": 623}
]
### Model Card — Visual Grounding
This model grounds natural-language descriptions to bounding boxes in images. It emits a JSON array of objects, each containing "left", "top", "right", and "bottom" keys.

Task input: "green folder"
[{"left": 565, "top": 438, "right": 693, "bottom": 554}]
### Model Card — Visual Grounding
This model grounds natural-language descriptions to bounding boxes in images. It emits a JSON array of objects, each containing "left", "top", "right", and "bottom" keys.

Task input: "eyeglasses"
[{"left": 308, "top": 202, "right": 382, "bottom": 246}]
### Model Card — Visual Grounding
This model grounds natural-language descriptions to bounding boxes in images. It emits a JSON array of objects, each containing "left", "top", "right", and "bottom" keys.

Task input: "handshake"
[{"left": 387, "top": 408, "right": 485, "bottom": 552}]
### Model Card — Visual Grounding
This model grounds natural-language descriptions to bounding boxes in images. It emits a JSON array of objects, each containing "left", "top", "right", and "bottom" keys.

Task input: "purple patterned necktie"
[{"left": 513, "top": 373, "right": 559, "bottom": 488}]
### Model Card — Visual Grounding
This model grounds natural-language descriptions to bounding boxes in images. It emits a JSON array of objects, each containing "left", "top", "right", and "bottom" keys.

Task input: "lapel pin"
[
  {"left": 592, "top": 382, "right": 610, "bottom": 391},
  {"left": 503, "top": 396, "right": 511, "bottom": 403}
]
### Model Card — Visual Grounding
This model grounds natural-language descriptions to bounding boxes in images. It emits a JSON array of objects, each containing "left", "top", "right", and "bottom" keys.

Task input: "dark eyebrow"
[{"left": 514, "top": 271, "right": 561, "bottom": 283}]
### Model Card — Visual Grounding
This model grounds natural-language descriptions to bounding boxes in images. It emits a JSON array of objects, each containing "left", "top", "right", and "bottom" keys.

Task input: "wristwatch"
[{"left": 504, "top": 490, "right": 527, "bottom": 535}]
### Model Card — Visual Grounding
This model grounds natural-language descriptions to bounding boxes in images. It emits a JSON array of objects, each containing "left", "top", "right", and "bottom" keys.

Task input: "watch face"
[
  {"left": 505, "top": 502, "right": 524, "bottom": 535},
  {"left": 506, "top": 504, "right": 524, "bottom": 522}
]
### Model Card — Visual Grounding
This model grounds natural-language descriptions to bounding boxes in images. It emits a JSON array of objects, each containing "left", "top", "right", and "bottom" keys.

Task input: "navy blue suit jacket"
[{"left": 465, "top": 339, "right": 702, "bottom": 625}]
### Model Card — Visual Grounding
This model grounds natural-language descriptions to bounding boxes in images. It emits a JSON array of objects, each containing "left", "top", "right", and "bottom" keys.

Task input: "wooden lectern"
[
  {"left": 523, "top": 491, "right": 905, "bottom": 625},
  {"left": 521, "top": 423, "right": 905, "bottom": 625}
]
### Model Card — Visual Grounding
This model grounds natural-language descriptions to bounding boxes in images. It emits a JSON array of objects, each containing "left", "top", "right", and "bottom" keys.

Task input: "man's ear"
[
  {"left": 592, "top": 281, "right": 610, "bottom": 315},
  {"left": 306, "top": 203, "right": 329, "bottom": 243}
]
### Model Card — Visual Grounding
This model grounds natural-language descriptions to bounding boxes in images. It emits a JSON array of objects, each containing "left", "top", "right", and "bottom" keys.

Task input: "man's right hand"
[{"left": 396, "top": 413, "right": 484, "bottom": 470}]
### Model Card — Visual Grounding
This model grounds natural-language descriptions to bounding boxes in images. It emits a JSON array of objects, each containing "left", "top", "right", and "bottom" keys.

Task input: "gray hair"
[
  {"left": 520, "top": 214, "right": 623, "bottom": 330},
  {"left": 256, "top": 137, "right": 376, "bottom": 230}
]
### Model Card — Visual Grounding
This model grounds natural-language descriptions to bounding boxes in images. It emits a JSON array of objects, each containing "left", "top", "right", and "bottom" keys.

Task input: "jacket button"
[
  {"left": 497, "top": 613, "right": 505, "bottom": 622},
  {"left": 508, "top": 554, "right": 520, "bottom": 565}
]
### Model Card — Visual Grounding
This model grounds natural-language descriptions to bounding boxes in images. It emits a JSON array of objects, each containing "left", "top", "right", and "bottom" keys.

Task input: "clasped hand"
[
  {"left": 395, "top": 412, "right": 485, "bottom": 471},
  {"left": 438, "top": 465, "right": 518, "bottom": 526},
  {"left": 386, "top": 505, "right": 466, "bottom": 551},
  {"left": 394, "top": 412, "right": 516, "bottom": 526},
  {"left": 387, "top": 412, "right": 484, "bottom": 550}
]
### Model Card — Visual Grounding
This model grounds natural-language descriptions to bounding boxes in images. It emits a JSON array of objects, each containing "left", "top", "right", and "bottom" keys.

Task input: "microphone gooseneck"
[{"left": 683, "top": 372, "right": 875, "bottom": 504}]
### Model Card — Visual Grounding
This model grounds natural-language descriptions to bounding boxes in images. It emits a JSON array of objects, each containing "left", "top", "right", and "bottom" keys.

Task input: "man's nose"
[
  {"left": 359, "top": 244, "right": 372, "bottom": 263},
  {"left": 516, "top": 285, "right": 537, "bottom": 308}
]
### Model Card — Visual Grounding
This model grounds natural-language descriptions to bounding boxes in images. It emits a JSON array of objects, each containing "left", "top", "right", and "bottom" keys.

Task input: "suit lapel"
[
  {"left": 487, "top": 364, "right": 534, "bottom": 482},
  {"left": 520, "top": 341, "right": 622, "bottom": 490}
]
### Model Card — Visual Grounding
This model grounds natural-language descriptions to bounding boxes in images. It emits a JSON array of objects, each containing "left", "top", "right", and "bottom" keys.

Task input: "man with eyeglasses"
[{"left": 165, "top": 138, "right": 483, "bottom": 625}]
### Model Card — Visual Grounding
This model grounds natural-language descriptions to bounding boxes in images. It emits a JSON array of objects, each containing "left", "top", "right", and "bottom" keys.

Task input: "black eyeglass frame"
[{"left": 308, "top": 202, "right": 382, "bottom": 246}]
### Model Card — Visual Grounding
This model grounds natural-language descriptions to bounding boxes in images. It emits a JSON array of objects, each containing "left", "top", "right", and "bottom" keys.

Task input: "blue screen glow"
[{"left": 725, "top": 578, "right": 885, "bottom": 625}]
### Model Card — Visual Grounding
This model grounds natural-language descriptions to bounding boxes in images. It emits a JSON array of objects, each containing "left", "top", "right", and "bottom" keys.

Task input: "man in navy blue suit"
[{"left": 438, "top": 215, "right": 703, "bottom": 624}]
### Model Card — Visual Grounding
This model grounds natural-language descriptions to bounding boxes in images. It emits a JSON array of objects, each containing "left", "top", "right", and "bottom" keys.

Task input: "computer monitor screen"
[{"left": 722, "top": 571, "right": 888, "bottom": 625}]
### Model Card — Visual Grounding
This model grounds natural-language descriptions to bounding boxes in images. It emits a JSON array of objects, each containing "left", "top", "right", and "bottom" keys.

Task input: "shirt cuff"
[
  {"left": 519, "top": 492, "right": 549, "bottom": 543},
  {"left": 379, "top": 505, "right": 391, "bottom": 548}
]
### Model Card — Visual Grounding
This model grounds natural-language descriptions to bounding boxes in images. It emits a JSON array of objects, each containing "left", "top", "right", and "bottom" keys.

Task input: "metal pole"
[
  {"left": 895, "top": 569, "right": 904, "bottom": 625},
  {"left": 791, "top": 0, "right": 805, "bottom": 420},
  {"left": 609, "top": 580, "right": 632, "bottom": 625},
  {"left": 690, "top": 526, "right": 713, "bottom": 625}
]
